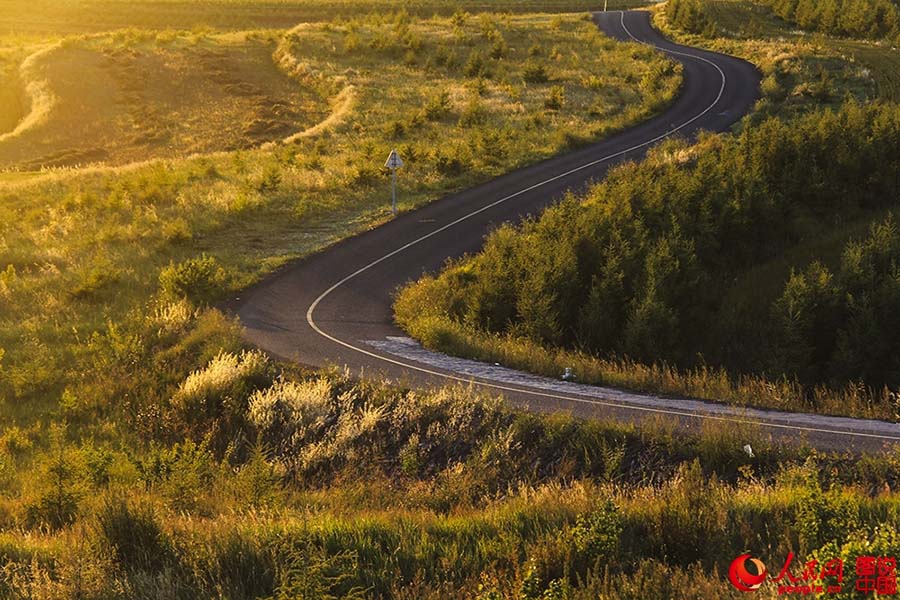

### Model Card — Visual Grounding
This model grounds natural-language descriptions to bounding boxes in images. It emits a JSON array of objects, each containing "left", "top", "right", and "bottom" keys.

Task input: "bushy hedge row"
[{"left": 396, "top": 102, "right": 900, "bottom": 390}]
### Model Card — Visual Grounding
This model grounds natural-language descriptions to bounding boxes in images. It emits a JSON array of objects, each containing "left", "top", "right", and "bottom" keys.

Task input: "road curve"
[{"left": 229, "top": 11, "right": 900, "bottom": 453}]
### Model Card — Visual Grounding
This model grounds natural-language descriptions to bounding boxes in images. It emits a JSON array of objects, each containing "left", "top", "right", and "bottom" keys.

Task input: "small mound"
[{"left": 0, "top": 35, "right": 325, "bottom": 170}]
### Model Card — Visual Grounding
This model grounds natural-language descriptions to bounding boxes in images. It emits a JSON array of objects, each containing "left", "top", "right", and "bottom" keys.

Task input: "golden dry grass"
[{"left": 0, "top": 33, "right": 324, "bottom": 170}]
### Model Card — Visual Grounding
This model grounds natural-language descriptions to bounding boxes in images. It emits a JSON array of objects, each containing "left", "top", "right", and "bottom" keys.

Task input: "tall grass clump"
[{"left": 171, "top": 350, "right": 272, "bottom": 447}]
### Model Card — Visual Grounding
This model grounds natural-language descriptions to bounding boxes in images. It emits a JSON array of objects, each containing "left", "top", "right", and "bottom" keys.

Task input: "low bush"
[{"left": 158, "top": 254, "right": 228, "bottom": 306}]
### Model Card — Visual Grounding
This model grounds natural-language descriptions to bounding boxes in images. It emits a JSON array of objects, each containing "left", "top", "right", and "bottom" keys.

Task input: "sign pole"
[
  {"left": 384, "top": 149, "right": 404, "bottom": 216},
  {"left": 391, "top": 167, "right": 397, "bottom": 216}
]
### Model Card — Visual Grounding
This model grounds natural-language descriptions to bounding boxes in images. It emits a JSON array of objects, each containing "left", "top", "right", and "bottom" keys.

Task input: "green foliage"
[
  {"left": 667, "top": 0, "right": 717, "bottom": 37},
  {"left": 571, "top": 500, "right": 622, "bottom": 564},
  {"left": 159, "top": 254, "right": 228, "bottom": 306},
  {"left": 544, "top": 85, "right": 566, "bottom": 110},
  {"left": 230, "top": 440, "right": 283, "bottom": 510},
  {"left": 272, "top": 540, "right": 365, "bottom": 600},
  {"left": 135, "top": 439, "right": 220, "bottom": 513},
  {"left": 792, "top": 462, "right": 861, "bottom": 552},
  {"left": 523, "top": 61, "right": 549, "bottom": 83},
  {"left": 464, "top": 50, "right": 488, "bottom": 77},
  {"left": 24, "top": 426, "right": 80, "bottom": 531},
  {"left": 424, "top": 90, "right": 452, "bottom": 121},
  {"left": 774, "top": 217, "right": 900, "bottom": 388}
]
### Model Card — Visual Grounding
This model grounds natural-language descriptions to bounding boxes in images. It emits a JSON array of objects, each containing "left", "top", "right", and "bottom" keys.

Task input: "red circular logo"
[{"left": 729, "top": 554, "right": 767, "bottom": 592}]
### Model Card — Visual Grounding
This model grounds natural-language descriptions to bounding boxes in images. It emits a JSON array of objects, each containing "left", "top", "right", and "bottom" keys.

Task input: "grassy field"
[
  {"left": 1, "top": 344, "right": 900, "bottom": 598},
  {"left": 0, "top": 0, "right": 652, "bottom": 34},
  {"left": 1, "top": 2, "right": 899, "bottom": 597},
  {"left": 0, "top": 11, "right": 682, "bottom": 429}
]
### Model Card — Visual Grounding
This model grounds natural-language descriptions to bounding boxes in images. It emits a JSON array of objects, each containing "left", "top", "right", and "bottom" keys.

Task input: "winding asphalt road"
[{"left": 229, "top": 11, "right": 900, "bottom": 453}]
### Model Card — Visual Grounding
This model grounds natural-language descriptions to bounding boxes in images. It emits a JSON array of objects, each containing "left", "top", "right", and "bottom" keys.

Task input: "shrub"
[
  {"left": 134, "top": 439, "right": 219, "bottom": 513},
  {"left": 424, "top": 90, "right": 452, "bottom": 121},
  {"left": 230, "top": 441, "right": 283, "bottom": 509},
  {"left": 463, "top": 51, "right": 487, "bottom": 78},
  {"left": 489, "top": 35, "right": 508, "bottom": 60},
  {"left": 171, "top": 350, "right": 272, "bottom": 444},
  {"left": 247, "top": 378, "right": 334, "bottom": 454},
  {"left": 572, "top": 500, "right": 622, "bottom": 566},
  {"left": 459, "top": 97, "right": 489, "bottom": 127},
  {"left": 523, "top": 62, "right": 549, "bottom": 84},
  {"left": 544, "top": 85, "right": 566, "bottom": 110},
  {"left": 24, "top": 427, "right": 80, "bottom": 531},
  {"left": 159, "top": 254, "right": 228, "bottom": 306}
]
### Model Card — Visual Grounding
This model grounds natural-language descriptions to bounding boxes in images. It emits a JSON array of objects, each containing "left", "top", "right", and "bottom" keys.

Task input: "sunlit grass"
[{"left": 0, "top": 12, "right": 680, "bottom": 429}]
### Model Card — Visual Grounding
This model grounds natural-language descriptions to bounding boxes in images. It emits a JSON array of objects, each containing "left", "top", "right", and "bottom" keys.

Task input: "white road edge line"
[{"left": 304, "top": 12, "right": 899, "bottom": 442}]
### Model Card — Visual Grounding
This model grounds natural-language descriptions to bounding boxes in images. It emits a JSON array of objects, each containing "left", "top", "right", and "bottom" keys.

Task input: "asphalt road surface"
[{"left": 230, "top": 11, "right": 900, "bottom": 453}]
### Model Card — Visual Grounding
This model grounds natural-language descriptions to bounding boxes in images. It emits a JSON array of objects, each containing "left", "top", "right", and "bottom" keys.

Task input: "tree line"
[
  {"left": 760, "top": 0, "right": 900, "bottom": 40},
  {"left": 668, "top": 0, "right": 900, "bottom": 42}
]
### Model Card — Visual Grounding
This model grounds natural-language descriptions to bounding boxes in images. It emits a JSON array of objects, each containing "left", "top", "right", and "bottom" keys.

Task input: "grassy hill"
[
  {"left": 0, "top": 9, "right": 732, "bottom": 597},
  {"left": 0, "top": 10, "right": 682, "bottom": 430},
  {"left": 0, "top": 2, "right": 898, "bottom": 598},
  {"left": 2, "top": 345, "right": 900, "bottom": 598}
]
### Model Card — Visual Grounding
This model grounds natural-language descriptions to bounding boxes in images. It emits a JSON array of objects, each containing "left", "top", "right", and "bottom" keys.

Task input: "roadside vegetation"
[
  {"left": 3, "top": 1, "right": 899, "bottom": 597},
  {"left": 658, "top": 0, "right": 900, "bottom": 105},
  {"left": 1, "top": 318, "right": 900, "bottom": 598}
]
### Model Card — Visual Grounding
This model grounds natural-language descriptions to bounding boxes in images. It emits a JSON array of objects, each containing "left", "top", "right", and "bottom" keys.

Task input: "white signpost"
[{"left": 385, "top": 149, "right": 404, "bottom": 215}]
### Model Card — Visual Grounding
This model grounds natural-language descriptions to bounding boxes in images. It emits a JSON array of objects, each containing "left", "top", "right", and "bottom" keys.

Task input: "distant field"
[
  {"left": 0, "top": 33, "right": 324, "bottom": 169},
  {"left": 0, "top": 0, "right": 652, "bottom": 34}
]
